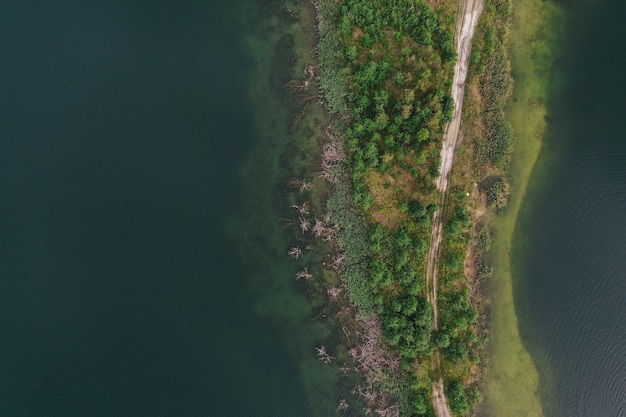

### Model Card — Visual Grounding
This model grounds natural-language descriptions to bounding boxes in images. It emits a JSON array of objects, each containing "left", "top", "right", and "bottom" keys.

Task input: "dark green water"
[
  {"left": 0, "top": 1, "right": 329, "bottom": 416},
  {"left": 513, "top": 0, "right": 626, "bottom": 415}
]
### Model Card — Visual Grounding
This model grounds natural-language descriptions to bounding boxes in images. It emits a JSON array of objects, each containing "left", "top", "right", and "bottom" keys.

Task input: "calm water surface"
[
  {"left": 513, "top": 0, "right": 626, "bottom": 415},
  {"left": 0, "top": 1, "right": 311, "bottom": 416}
]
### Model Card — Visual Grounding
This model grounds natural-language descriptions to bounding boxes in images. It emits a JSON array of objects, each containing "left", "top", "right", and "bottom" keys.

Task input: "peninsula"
[
  {"left": 310, "top": 0, "right": 506, "bottom": 414},
  {"left": 279, "top": 0, "right": 558, "bottom": 414}
]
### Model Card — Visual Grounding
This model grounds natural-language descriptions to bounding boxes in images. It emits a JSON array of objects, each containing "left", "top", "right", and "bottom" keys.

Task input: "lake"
[
  {"left": 513, "top": 0, "right": 626, "bottom": 415},
  {"left": 0, "top": 1, "right": 334, "bottom": 415}
]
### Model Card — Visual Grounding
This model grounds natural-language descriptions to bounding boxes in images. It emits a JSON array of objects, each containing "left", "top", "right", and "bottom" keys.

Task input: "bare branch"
[
  {"left": 299, "top": 216, "right": 311, "bottom": 234},
  {"left": 283, "top": 79, "right": 309, "bottom": 93},
  {"left": 315, "top": 345, "right": 334, "bottom": 364},
  {"left": 304, "top": 64, "right": 315, "bottom": 82},
  {"left": 295, "top": 268, "right": 313, "bottom": 281},
  {"left": 291, "top": 102, "right": 311, "bottom": 131},
  {"left": 337, "top": 399, "right": 349, "bottom": 412},
  {"left": 286, "top": 178, "right": 312, "bottom": 194},
  {"left": 329, "top": 252, "right": 346, "bottom": 270},
  {"left": 288, "top": 247, "right": 303, "bottom": 259},
  {"left": 327, "top": 285, "right": 342, "bottom": 302},
  {"left": 292, "top": 201, "right": 310, "bottom": 216}
]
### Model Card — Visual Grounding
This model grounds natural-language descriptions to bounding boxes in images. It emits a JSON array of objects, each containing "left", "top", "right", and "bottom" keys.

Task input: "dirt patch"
[
  {"left": 469, "top": 77, "right": 482, "bottom": 108},
  {"left": 365, "top": 167, "right": 415, "bottom": 228}
]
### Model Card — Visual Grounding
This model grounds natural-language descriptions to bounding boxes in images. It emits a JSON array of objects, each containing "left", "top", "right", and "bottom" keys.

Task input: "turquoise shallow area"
[
  {"left": 512, "top": 0, "right": 626, "bottom": 415},
  {"left": 0, "top": 1, "right": 327, "bottom": 416}
]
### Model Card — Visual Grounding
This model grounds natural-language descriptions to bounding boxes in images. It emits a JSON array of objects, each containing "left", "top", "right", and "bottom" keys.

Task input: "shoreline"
[
  {"left": 480, "top": 0, "right": 565, "bottom": 415},
  {"left": 234, "top": 2, "right": 367, "bottom": 415}
]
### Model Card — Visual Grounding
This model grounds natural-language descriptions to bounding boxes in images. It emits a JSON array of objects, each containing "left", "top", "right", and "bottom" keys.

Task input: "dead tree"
[
  {"left": 286, "top": 178, "right": 311, "bottom": 193},
  {"left": 327, "top": 285, "right": 342, "bottom": 302},
  {"left": 284, "top": 79, "right": 309, "bottom": 93},
  {"left": 329, "top": 251, "right": 346, "bottom": 270},
  {"left": 375, "top": 405, "right": 400, "bottom": 417},
  {"left": 298, "top": 93, "right": 318, "bottom": 102},
  {"left": 320, "top": 127, "right": 346, "bottom": 183},
  {"left": 360, "top": 388, "right": 378, "bottom": 406},
  {"left": 316, "top": 345, "right": 334, "bottom": 364},
  {"left": 337, "top": 399, "right": 350, "bottom": 412},
  {"left": 340, "top": 363, "right": 352, "bottom": 374},
  {"left": 288, "top": 247, "right": 303, "bottom": 259},
  {"left": 313, "top": 216, "right": 337, "bottom": 241},
  {"left": 282, "top": 65, "right": 315, "bottom": 94},
  {"left": 292, "top": 202, "right": 310, "bottom": 216},
  {"left": 299, "top": 216, "right": 311, "bottom": 234},
  {"left": 304, "top": 64, "right": 315, "bottom": 81},
  {"left": 349, "top": 315, "right": 401, "bottom": 388},
  {"left": 295, "top": 268, "right": 313, "bottom": 281},
  {"left": 291, "top": 101, "right": 310, "bottom": 131}
]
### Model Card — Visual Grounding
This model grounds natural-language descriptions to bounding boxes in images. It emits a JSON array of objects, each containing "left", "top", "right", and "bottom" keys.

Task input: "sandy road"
[{"left": 425, "top": 0, "right": 484, "bottom": 416}]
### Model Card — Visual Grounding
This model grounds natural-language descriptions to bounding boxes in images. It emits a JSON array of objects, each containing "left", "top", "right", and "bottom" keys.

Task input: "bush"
[
  {"left": 447, "top": 381, "right": 469, "bottom": 414},
  {"left": 413, "top": 394, "right": 428, "bottom": 415},
  {"left": 436, "top": 332, "right": 451, "bottom": 348},
  {"left": 480, "top": 175, "right": 510, "bottom": 209},
  {"left": 486, "top": 116, "right": 514, "bottom": 167},
  {"left": 408, "top": 200, "right": 427, "bottom": 220}
]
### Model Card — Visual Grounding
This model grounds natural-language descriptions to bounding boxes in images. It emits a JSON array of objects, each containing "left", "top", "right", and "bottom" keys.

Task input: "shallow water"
[
  {"left": 512, "top": 0, "right": 626, "bottom": 415},
  {"left": 479, "top": 1, "right": 564, "bottom": 415}
]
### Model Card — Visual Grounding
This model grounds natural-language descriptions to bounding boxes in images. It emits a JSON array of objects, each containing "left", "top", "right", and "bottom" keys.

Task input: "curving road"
[{"left": 425, "top": 0, "right": 484, "bottom": 416}]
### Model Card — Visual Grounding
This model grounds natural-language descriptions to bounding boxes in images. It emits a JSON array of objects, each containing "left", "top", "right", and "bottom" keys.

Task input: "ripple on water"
[{"left": 516, "top": 85, "right": 626, "bottom": 417}]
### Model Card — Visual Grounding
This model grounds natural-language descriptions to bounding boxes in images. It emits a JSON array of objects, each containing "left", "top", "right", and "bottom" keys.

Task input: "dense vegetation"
[
  {"left": 436, "top": 0, "right": 514, "bottom": 411},
  {"left": 458, "top": 0, "right": 514, "bottom": 290},
  {"left": 470, "top": 0, "right": 514, "bottom": 172},
  {"left": 314, "top": 0, "right": 513, "bottom": 415},
  {"left": 319, "top": 0, "right": 455, "bottom": 375}
]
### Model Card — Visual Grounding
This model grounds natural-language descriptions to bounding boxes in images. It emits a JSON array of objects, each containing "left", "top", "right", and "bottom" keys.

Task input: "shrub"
[
  {"left": 480, "top": 175, "right": 510, "bottom": 209},
  {"left": 448, "top": 381, "right": 470, "bottom": 414}
]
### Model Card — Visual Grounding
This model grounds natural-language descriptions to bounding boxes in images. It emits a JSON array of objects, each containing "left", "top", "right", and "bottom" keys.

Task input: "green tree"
[
  {"left": 413, "top": 394, "right": 428, "bottom": 415},
  {"left": 436, "top": 332, "right": 451, "bottom": 348},
  {"left": 448, "top": 381, "right": 469, "bottom": 413},
  {"left": 408, "top": 200, "right": 427, "bottom": 221}
]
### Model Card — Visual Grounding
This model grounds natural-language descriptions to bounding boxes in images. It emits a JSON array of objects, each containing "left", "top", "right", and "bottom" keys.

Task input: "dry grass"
[
  {"left": 364, "top": 167, "right": 417, "bottom": 228},
  {"left": 352, "top": 27, "right": 363, "bottom": 40}
]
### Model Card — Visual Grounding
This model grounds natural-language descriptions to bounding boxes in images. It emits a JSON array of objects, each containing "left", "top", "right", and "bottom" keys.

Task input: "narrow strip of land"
[{"left": 425, "top": 0, "right": 484, "bottom": 415}]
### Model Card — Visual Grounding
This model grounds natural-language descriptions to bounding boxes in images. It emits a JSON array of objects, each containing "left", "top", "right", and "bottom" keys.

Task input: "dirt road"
[{"left": 425, "top": 0, "right": 484, "bottom": 416}]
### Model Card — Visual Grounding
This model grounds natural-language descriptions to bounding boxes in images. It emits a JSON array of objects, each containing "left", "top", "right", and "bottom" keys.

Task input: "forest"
[{"left": 310, "top": 0, "right": 516, "bottom": 414}]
